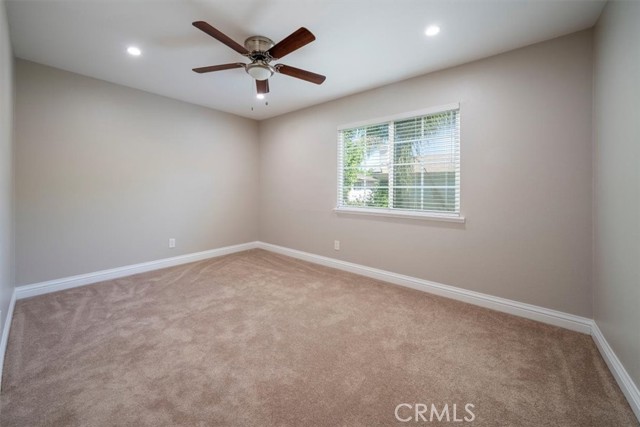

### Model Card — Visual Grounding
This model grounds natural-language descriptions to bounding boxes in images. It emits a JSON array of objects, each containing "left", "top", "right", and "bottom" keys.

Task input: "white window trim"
[
  {"left": 333, "top": 207, "right": 466, "bottom": 223},
  {"left": 337, "top": 102, "right": 460, "bottom": 130},
  {"left": 336, "top": 103, "right": 462, "bottom": 223}
]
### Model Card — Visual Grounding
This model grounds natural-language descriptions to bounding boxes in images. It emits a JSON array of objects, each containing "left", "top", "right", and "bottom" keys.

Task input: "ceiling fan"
[{"left": 191, "top": 21, "right": 326, "bottom": 96}]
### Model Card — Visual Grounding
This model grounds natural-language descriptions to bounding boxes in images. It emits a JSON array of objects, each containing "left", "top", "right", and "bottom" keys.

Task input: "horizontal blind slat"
[{"left": 339, "top": 107, "right": 460, "bottom": 214}]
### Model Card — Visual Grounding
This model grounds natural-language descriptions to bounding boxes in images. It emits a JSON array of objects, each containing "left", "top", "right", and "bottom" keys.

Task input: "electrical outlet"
[
  {"left": 334, "top": 240, "right": 340, "bottom": 251},
  {"left": 169, "top": 238, "right": 176, "bottom": 248}
]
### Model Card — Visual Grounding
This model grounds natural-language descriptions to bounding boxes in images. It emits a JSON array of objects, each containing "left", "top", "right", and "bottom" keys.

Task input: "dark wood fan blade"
[
  {"left": 276, "top": 64, "right": 326, "bottom": 85},
  {"left": 192, "top": 21, "right": 248, "bottom": 55},
  {"left": 256, "top": 79, "right": 270, "bottom": 94},
  {"left": 192, "top": 63, "right": 245, "bottom": 73},
  {"left": 267, "top": 28, "right": 315, "bottom": 59}
]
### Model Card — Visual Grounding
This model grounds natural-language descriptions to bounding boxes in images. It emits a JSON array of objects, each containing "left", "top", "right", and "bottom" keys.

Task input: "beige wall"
[
  {"left": 593, "top": 1, "right": 640, "bottom": 387},
  {"left": 259, "top": 31, "right": 594, "bottom": 317},
  {"left": 0, "top": 0, "right": 14, "bottom": 333},
  {"left": 9, "top": 11, "right": 639, "bottom": 412},
  {"left": 14, "top": 32, "right": 597, "bottom": 319},
  {"left": 15, "top": 60, "right": 259, "bottom": 285}
]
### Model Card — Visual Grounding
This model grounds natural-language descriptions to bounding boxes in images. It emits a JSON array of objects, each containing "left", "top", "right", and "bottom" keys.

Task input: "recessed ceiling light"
[
  {"left": 127, "top": 46, "right": 142, "bottom": 56},
  {"left": 425, "top": 25, "right": 440, "bottom": 37},
  {"left": 256, "top": 94, "right": 265, "bottom": 100}
]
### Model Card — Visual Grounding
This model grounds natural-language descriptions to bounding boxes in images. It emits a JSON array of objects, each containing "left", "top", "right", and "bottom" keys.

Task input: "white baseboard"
[
  {"left": 15, "top": 241, "right": 259, "bottom": 300},
  {"left": 591, "top": 322, "right": 640, "bottom": 420},
  {"left": 14, "top": 240, "right": 592, "bottom": 333},
  {"left": 8, "top": 240, "right": 638, "bottom": 422},
  {"left": 257, "top": 242, "right": 639, "bottom": 422},
  {"left": 256, "top": 242, "right": 593, "bottom": 334},
  {"left": 0, "top": 288, "right": 17, "bottom": 392}
]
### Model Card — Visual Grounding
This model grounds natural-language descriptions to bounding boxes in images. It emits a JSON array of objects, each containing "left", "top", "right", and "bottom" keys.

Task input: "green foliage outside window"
[{"left": 340, "top": 109, "right": 459, "bottom": 213}]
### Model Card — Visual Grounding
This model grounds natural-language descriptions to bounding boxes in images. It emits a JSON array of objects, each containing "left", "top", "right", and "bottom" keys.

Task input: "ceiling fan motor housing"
[
  {"left": 244, "top": 36, "right": 275, "bottom": 56},
  {"left": 244, "top": 36, "right": 276, "bottom": 81}
]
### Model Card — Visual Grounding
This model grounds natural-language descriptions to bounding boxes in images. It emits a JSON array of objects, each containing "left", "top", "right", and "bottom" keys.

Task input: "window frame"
[{"left": 335, "top": 103, "right": 464, "bottom": 223}]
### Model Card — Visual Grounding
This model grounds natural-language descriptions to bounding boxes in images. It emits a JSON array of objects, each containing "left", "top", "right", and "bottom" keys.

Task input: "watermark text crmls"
[{"left": 395, "top": 403, "right": 475, "bottom": 423}]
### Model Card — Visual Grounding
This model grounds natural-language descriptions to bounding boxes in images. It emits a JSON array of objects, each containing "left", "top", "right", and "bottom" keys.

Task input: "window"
[{"left": 336, "top": 104, "right": 461, "bottom": 220}]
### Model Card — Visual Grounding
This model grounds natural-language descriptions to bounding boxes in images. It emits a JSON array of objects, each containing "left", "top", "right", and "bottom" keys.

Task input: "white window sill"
[{"left": 333, "top": 207, "right": 466, "bottom": 223}]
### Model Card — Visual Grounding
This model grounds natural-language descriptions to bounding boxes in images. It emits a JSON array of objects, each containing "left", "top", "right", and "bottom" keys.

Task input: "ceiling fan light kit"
[
  {"left": 246, "top": 62, "right": 274, "bottom": 81},
  {"left": 191, "top": 21, "right": 326, "bottom": 98}
]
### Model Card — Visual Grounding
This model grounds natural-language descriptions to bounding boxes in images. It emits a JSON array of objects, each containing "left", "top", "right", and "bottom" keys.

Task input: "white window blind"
[{"left": 337, "top": 106, "right": 460, "bottom": 216}]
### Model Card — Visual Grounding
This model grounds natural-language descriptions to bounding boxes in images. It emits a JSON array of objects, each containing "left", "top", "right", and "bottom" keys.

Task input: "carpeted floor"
[{"left": 1, "top": 249, "right": 637, "bottom": 426}]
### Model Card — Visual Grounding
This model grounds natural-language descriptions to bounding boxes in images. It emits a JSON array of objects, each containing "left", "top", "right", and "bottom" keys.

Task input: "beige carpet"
[{"left": 1, "top": 249, "right": 637, "bottom": 426}]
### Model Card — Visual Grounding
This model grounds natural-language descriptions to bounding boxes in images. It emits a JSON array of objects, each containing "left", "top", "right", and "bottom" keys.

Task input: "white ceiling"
[{"left": 6, "top": 0, "right": 606, "bottom": 120}]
